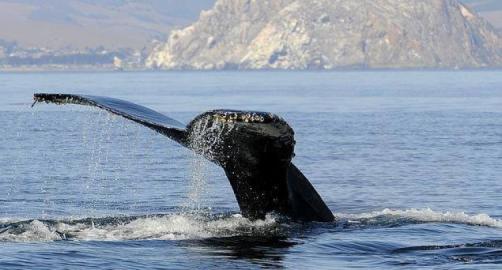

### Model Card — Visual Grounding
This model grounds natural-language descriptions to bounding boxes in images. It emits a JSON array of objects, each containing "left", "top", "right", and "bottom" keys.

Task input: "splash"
[
  {"left": 0, "top": 214, "right": 281, "bottom": 242},
  {"left": 2, "top": 208, "right": 501, "bottom": 243},
  {"left": 0, "top": 220, "right": 62, "bottom": 242}
]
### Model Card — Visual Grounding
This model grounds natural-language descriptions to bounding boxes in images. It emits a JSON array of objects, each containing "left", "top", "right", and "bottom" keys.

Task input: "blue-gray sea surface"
[{"left": 1, "top": 71, "right": 501, "bottom": 269}]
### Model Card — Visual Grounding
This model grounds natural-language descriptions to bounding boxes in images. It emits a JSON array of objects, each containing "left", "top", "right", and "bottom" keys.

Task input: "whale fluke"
[
  {"left": 33, "top": 93, "right": 334, "bottom": 222},
  {"left": 33, "top": 93, "right": 187, "bottom": 145}
]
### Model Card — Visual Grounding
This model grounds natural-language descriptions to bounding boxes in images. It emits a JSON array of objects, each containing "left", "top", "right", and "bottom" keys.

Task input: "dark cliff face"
[{"left": 147, "top": 0, "right": 502, "bottom": 70}]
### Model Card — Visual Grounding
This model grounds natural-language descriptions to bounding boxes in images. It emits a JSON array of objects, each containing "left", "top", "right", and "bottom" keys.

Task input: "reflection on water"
[{"left": 184, "top": 236, "right": 296, "bottom": 268}]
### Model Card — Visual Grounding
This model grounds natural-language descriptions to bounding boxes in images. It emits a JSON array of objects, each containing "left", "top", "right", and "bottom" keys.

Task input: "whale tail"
[{"left": 33, "top": 93, "right": 334, "bottom": 222}]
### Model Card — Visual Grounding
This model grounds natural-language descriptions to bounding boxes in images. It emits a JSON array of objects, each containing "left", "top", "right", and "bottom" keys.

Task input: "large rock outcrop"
[{"left": 146, "top": 0, "right": 502, "bottom": 69}]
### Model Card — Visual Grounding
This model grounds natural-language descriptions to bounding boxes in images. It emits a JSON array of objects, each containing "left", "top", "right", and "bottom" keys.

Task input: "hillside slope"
[
  {"left": 146, "top": 0, "right": 502, "bottom": 70},
  {"left": 0, "top": 0, "right": 215, "bottom": 50},
  {"left": 462, "top": 0, "right": 502, "bottom": 30}
]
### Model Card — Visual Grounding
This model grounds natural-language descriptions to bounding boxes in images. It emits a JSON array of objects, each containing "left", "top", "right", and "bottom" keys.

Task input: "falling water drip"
[
  {"left": 186, "top": 152, "right": 210, "bottom": 212},
  {"left": 182, "top": 115, "right": 235, "bottom": 214},
  {"left": 126, "top": 119, "right": 142, "bottom": 215},
  {"left": 80, "top": 108, "right": 116, "bottom": 217},
  {"left": 182, "top": 118, "right": 211, "bottom": 213}
]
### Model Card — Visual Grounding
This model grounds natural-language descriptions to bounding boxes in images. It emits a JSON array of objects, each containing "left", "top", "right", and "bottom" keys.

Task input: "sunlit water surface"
[{"left": 1, "top": 71, "right": 502, "bottom": 269}]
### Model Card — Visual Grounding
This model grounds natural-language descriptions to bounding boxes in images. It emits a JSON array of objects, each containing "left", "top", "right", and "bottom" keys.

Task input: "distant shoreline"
[{"left": 2, "top": 67, "right": 501, "bottom": 73}]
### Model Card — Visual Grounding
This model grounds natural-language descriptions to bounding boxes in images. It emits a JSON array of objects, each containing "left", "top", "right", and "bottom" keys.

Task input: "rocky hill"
[{"left": 146, "top": 0, "right": 502, "bottom": 70}]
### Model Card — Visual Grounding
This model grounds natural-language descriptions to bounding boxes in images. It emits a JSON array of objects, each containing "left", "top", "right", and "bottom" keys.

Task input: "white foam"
[
  {"left": 0, "top": 214, "right": 279, "bottom": 242},
  {"left": 336, "top": 208, "right": 502, "bottom": 228},
  {"left": 0, "top": 220, "right": 62, "bottom": 242},
  {"left": 2, "top": 208, "right": 500, "bottom": 242},
  {"left": 78, "top": 214, "right": 279, "bottom": 241}
]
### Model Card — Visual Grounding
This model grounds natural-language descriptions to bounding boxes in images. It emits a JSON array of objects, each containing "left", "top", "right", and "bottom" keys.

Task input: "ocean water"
[{"left": 0, "top": 71, "right": 501, "bottom": 269}]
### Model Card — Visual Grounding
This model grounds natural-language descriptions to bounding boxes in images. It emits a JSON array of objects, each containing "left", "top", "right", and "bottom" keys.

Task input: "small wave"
[
  {"left": 393, "top": 239, "right": 502, "bottom": 254},
  {"left": 392, "top": 240, "right": 502, "bottom": 264},
  {"left": 2, "top": 208, "right": 500, "bottom": 243},
  {"left": 0, "top": 213, "right": 282, "bottom": 242},
  {"left": 336, "top": 208, "right": 502, "bottom": 228}
]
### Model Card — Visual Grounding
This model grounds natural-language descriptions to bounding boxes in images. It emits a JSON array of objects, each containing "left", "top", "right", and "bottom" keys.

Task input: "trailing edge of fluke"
[{"left": 33, "top": 93, "right": 335, "bottom": 222}]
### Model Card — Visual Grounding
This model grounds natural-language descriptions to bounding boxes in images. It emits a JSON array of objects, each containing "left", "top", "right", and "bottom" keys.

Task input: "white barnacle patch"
[{"left": 211, "top": 111, "right": 270, "bottom": 124}]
